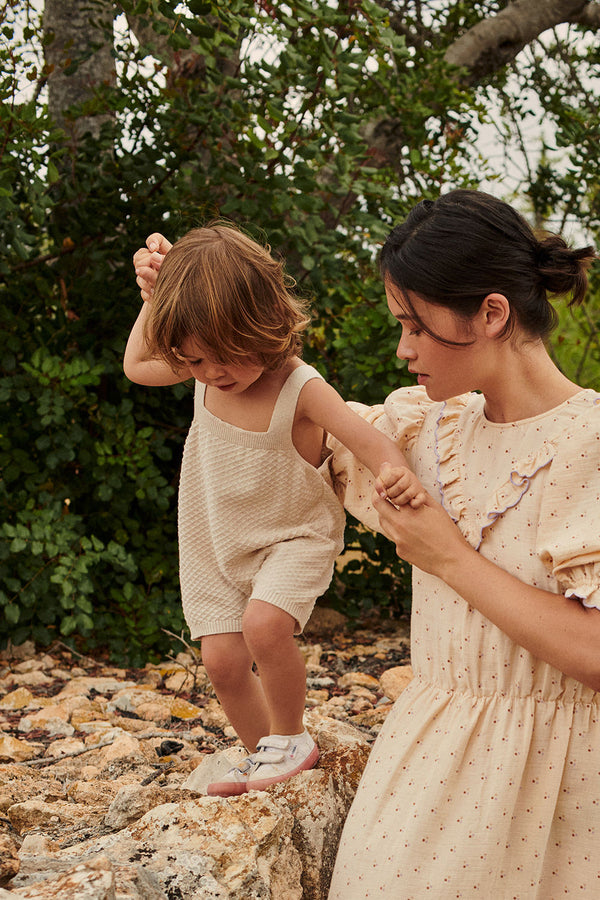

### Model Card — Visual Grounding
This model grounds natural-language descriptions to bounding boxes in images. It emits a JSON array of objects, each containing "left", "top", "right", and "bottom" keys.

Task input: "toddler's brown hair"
[{"left": 145, "top": 223, "right": 311, "bottom": 371}]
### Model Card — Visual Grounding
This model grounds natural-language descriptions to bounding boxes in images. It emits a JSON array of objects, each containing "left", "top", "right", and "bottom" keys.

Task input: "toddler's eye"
[{"left": 410, "top": 328, "right": 422, "bottom": 337}]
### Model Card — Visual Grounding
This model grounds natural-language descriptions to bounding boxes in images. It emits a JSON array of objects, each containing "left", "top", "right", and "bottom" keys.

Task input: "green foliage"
[
  {"left": 2, "top": 1, "right": 599, "bottom": 660},
  {"left": 550, "top": 276, "right": 600, "bottom": 389}
]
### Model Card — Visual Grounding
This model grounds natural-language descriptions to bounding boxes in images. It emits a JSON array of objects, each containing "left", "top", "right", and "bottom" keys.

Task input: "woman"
[{"left": 327, "top": 189, "right": 600, "bottom": 897}]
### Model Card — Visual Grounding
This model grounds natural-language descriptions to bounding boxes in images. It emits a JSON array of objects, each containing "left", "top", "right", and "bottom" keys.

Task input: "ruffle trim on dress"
[
  {"left": 433, "top": 400, "right": 556, "bottom": 549},
  {"left": 478, "top": 442, "right": 556, "bottom": 549},
  {"left": 566, "top": 586, "right": 600, "bottom": 611},
  {"left": 432, "top": 396, "right": 471, "bottom": 523}
]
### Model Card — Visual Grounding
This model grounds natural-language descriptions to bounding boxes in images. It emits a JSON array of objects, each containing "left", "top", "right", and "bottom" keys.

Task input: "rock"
[
  {"left": 0, "top": 855, "right": 117, "bottom": 899},
  {"left": 19, "top": 833, "right": 59, "bottom": 855},
  {"left": 379, "top": 664, "right": 413, "bottom": 700},
  {"left": 4, "top": 671, "right": 53, "bottom": 688},
  {"left": 91, "top": 733, "right": 144, "bottom": 767},
  {"left": 104, "top": 784, "right": 168, "bottom": 830},
  {"left": 7, "top": 799, "right": 77, "bottom": 835},
  {"left": 0, "top": 736, "right": 40, "bottom": 763},
  {"left": 169, "top": 697, "right": 203, "bottom": 720},
  {"left": 18, "top": 706, "right": 75, "bottom": 737},
  {"left": 132, "top": 701, "right": 172, "bottom": 725},
  {"left": 94, "top": 793, "right": 304, "bottom": 899},
  {"left": 56, "top": 677, "right": 137, "bottom": 698},
  {"left": 0, "top": 688, "right": 35, "bottom": 711},
  {"left": 45, "top": 738, "right": 86, "bottom": 759},
  {"left": 0, "top": 641, "right": 36, "bottom": 661},
  {"left": 163, "top": 666, "right": 210, "bottom": 693},
  {"left": 337, "top": 671, "right": 380, "bottom": 690},
  {"left": 198, "top": 697, "right": 230, "bottom": 730},
  {"left": 271, "top": 769, "right": 348, "bottom": 898},
  {"left": 12, "top": 658, "right": 49, "bottom": 674},
  {"left": 0, "top": 834, "right": 20, "bottom": 886},
  {"left": 0, "top": 769, "right": 64, "bottom": 811},
  {"left": 0, "top": 616, "right": 411, "bottom": 898},
  {"left": 67, "top": 781, "right": 119, "bottom": 806}
]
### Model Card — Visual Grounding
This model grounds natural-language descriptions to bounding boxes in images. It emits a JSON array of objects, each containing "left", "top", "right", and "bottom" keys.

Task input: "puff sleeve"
[
  {"left": 536, "top": 406, "right": 600, "bottom": 610},
  {"left": 326, "top": 385, "right": 433, "bottom": 532}
]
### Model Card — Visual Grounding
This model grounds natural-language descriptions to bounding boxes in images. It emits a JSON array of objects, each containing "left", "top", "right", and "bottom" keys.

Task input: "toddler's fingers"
[
  {"left": 377, "top": 461, "right": 399, "bottom": 489},
  {"left": 146, "top": 233, "right": 173, "bottom": 254},
  {"left": 389, "top": 485, "right": 420, "bottom": 507},
  {"left": 132, "top": 248, "right": 151, "bottom": 267},
  {"left": 382, "top": 473, "right": 413, "bottom": 501}
]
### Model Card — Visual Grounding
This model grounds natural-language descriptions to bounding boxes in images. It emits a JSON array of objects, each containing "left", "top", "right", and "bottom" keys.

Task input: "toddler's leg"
[
  {"left": 206, "top": 603, "right": 318, "bottom": 796},
  {"left": 200, "top": 632, "right": 270, "bottom": 752},
  {"left": 242, "top": 599, "right": 306, "bottom": 736}
]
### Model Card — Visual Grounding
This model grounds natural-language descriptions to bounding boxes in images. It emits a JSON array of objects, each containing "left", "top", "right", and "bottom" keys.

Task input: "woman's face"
[{"left": 386, "top": 283, "right": 484, "bottom": 401}]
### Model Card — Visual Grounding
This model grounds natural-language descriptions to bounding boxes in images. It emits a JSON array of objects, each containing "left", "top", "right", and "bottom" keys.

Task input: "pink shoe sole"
[
  {"left": 247, "top": 745, "right": 320, "bottom": 792},
  {"left": 206, "top": 780, "right": 248, "bottom": 798}
]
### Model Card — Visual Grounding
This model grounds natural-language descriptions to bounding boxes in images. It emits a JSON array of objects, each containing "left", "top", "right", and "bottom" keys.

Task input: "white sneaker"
[
  {"left": 245, "top": 730, "right": 319, "bottom": 792},
  {"left": 206, "top": 757, "right": 253, "bottom": 797}
]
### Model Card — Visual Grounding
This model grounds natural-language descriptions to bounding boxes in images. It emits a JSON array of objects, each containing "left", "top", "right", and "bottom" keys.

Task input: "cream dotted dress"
[{"left": 328, "top": 387, "right": 600, "bottom": 899}]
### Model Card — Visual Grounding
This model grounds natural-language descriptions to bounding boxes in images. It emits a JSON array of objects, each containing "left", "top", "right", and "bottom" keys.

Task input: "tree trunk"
[{"left": 44, "top": 0, "right": 116, "bottom": 140}]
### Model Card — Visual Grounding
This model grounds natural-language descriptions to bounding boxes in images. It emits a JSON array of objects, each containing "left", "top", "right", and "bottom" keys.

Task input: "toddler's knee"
[
  {"left": 200, "top": 636, "right": 249, "bottom": 691},
  {"left": 242, "top": 601, "right": 295, "bottom": 655}
]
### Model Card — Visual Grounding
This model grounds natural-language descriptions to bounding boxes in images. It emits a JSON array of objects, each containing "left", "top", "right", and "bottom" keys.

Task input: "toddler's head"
[{"left": 145, "top": 223, "right": 310, "bottom": 371}]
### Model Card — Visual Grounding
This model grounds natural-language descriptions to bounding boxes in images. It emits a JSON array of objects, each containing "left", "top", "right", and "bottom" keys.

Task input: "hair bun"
[{"left": 535, "top": 234, "right": 596, "bottom": 306}]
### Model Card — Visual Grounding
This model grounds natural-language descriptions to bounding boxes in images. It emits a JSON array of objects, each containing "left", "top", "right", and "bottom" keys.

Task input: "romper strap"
[{"left": 269, "top": 365, "right": 323, "bottom": 439}]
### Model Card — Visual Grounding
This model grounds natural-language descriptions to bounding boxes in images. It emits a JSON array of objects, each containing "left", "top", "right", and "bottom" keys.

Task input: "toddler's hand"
[
  {"left": 376, "top": 462, "right": 427, "bottom": 509},
  {"left": 132, "top": 233, "right": 172, "bottom": 302}
]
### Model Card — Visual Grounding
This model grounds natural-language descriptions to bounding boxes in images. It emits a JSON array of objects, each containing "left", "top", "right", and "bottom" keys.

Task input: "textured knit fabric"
[
  {"left": 178, "top": 364, "right": 345, "bottom": 639},
  {"left": 328, "top": 386, "right": 600, "bottom": 899}
]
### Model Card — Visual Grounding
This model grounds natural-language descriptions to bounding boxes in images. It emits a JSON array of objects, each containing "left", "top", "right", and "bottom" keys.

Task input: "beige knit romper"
[{"left": 178, "top": 364, "right": 346, "bottom": 640}]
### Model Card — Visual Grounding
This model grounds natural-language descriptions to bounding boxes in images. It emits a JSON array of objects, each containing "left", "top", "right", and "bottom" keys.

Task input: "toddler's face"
[{"left": 174, "top": 337, "right": 265, "bottom": 394}]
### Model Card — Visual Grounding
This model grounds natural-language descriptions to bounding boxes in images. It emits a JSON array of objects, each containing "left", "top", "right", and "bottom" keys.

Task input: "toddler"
[{"left": 125, "top": 223, "right": 424, "bottom": 796}]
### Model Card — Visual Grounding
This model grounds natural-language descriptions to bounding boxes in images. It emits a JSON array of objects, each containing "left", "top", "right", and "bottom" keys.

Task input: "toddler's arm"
[
  {"left": 124, "top": 234, "right": 189, "bottom": 386},
  {"left": 299, "top": 377, "right": 427, "bottom": 508}
]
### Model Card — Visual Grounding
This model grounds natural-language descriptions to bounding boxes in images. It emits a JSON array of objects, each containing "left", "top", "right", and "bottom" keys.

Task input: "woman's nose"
[{"left": 396, "top": 334, "right": 415, "bottom": 361}]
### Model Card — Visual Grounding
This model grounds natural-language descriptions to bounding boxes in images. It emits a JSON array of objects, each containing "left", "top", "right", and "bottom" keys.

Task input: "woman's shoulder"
[
  {"left": 383, "top": 385, "right": 475, "bottom": 423},
  {"left": 546, "top": 389, "right": 600, "bottom": 442}
]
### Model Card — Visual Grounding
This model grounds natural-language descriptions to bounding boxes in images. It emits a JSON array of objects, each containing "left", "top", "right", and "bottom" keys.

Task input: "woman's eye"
[{"left": 409, "top": 329, "right": 421, "bottom": 336}]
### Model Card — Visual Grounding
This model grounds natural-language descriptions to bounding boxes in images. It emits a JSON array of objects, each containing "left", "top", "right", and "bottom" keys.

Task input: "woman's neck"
[{"left": 481, "top": 342, "right": 581, "bottom": 423}]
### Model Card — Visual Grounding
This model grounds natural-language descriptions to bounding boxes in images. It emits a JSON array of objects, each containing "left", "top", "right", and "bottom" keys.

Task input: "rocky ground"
[{"left": 0, "top": 608, "right": 411, "bottom": 899}]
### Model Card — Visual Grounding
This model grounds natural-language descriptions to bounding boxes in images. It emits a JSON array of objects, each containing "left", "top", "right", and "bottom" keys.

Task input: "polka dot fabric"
[{"left": 328, "top": 387, "right": 600, "bottom": 898}]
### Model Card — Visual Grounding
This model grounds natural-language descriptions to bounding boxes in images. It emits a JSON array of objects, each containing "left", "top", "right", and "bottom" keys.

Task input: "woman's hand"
[
  {"left": 133, "top": 233, "right": 173, "bottom": 302},
  {"left": 373, "top": 484, "right": 600, "bottom": 690},
  {"left": 372, "top": 486, "right": 472, "bottom": 576}
]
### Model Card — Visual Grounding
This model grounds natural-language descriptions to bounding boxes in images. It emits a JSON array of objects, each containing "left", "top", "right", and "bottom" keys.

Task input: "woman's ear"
[{"left": 481, "top": 293, "right": 510, "bottom": 337}]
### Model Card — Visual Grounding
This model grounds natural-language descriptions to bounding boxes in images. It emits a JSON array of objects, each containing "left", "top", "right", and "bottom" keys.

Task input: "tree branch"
[{"left": 443, "top": 0, "right": 595, "bottom": 83}]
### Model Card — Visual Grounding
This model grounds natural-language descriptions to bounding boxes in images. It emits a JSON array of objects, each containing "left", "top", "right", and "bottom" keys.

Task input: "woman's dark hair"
[{"left": 380, "top": 189, "right": 597, "bottom": 343}]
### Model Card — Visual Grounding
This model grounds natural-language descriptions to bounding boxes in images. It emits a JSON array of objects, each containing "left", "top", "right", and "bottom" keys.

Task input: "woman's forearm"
[{"left": 441, "top": 542, "right": 600, "bottom": 691}]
